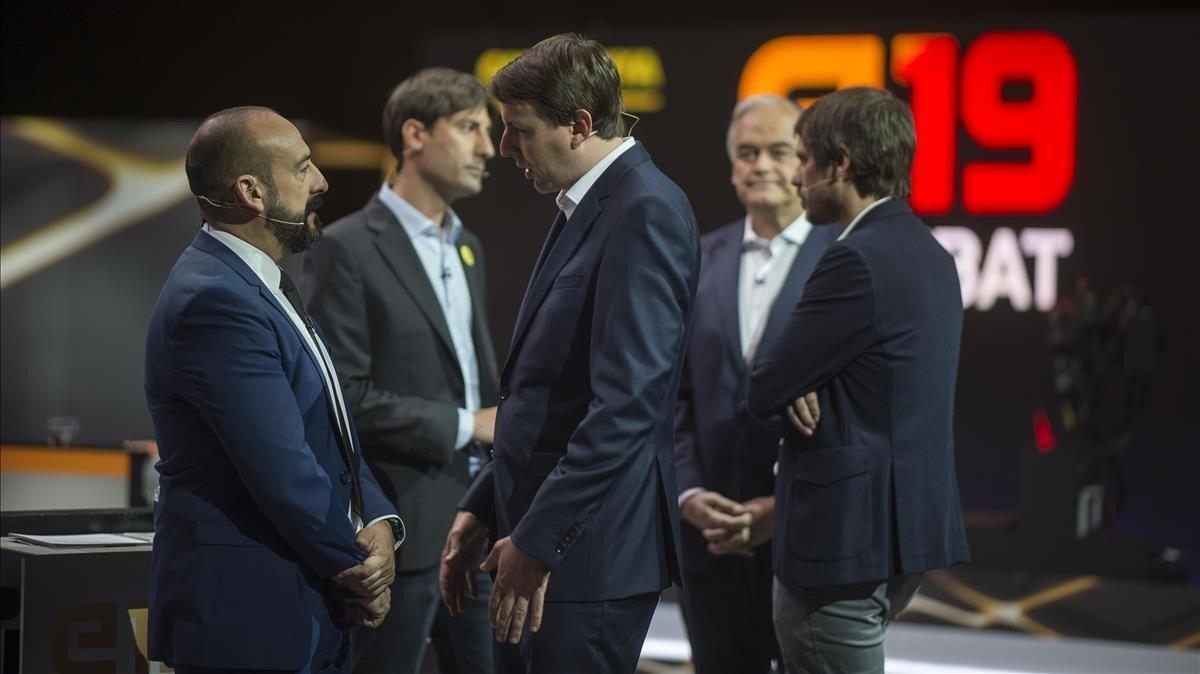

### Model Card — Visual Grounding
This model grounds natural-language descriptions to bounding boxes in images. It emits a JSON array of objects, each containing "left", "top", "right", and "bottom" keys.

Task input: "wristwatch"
[{"left": 386, "top": 517, "right": 406, "bottom": 548}]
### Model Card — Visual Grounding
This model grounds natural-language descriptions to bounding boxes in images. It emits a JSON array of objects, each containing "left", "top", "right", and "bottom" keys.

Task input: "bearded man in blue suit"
[{"left": 145, "top": 107, "right": 403, "bottom": 674}]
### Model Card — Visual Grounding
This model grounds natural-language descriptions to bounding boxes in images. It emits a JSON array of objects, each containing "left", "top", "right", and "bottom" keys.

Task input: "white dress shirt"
[
  {"left": 678, "top": 212, "right": 814, "bottom": 507},
  {"left": 556, "top": 137, "right": 637, "bottom": 220},
  {"left": 837, "top": 196, "right": 891, "bottom": 241},
  {"left": 738, "top": 213, "right": 814, "bottom": 362},
  {"left": 377, "top": 186, "right": 482, "bottom": 452}
]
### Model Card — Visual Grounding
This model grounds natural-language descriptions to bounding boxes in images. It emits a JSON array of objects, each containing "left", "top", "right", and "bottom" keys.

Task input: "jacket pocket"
[
  {"left": 191, "top": 521, "right": 310, "bottom": 667},
  {"left": 550, "top": 273, "right": 584, "bottom": 291},
  {"left": 785, "top": 447, "right": 874, "bottom": 562}
]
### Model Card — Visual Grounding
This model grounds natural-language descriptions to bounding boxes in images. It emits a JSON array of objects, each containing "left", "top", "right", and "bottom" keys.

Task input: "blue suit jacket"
[
  {"left": 748, "top": 199, "right": 970, "bottom": 590},
  {"left": 461, "top": 143, "right": 700, "bottom": 601},
  {"left": 674, "top": 219, "right": 837, "bottom": 570},
  {"left": 144, "top": 230, "right": 395, "bottom": 669}
]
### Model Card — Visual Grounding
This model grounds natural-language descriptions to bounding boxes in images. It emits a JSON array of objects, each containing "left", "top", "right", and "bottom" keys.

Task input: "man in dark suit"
[
  {"left": 439, "top": 34, "right": 700, "bottom": 673},
  {"left": 145, "top": 107, "right": 402, "bottom": 674},
  {"left": 674, "top": 94, "right": 837, "bottom": 674},
  {"left": 748, "top": 87, "right": 970, "bottom": 673},
  {"left": 302, "top": 69, "right": 498, "bottom": 674}
]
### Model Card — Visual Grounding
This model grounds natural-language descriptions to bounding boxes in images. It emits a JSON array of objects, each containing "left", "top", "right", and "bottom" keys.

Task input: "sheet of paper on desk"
[{"left": 9, "top": 533, "right": 150, "bottom": 547}]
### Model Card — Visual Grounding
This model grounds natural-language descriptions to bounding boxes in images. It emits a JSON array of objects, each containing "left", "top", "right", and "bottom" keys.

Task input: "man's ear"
[
  {"left": 232, "top": 174, "right": 266, "bottom": 213},
  {"left": 834, "top": 145, "right": 853, "bottom": 181},
  {"left": 569, "top": 109, "right": 594, "bottom": 149},
  {"left": 401, "top": 118, "right": 428, "bottom": 156}
]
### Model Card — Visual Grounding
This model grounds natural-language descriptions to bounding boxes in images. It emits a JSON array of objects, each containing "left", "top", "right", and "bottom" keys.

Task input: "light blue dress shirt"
[{"left": 377, "top": 185, "right": 481, "bottom": 452}]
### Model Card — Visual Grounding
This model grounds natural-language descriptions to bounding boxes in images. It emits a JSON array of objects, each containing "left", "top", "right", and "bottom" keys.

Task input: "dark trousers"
[
  {"left": 173, "top": 617, "right": 350, "bottom": 674},
  {"left": 773, "top": 573, "right": 923, "bottom": 674},
  {"left": 679, "top": 547, "right": 779, "bottom": 674},
  {"left": 351, "top": 565, "right": 493, "bottom": 674},
  {"left": 494, "top": 592, "right": 660, "bottom": 674}
]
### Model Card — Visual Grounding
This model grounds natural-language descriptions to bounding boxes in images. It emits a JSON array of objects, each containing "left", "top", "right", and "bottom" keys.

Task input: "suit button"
[
  {"left": 499, "top": 387, "right": 509, "bottom": 400},
  {"left": 340, "top": 471, "right": 352, "bottom": 485}
]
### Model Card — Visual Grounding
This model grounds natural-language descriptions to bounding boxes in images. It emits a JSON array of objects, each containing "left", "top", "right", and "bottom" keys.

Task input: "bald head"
[{"left": 186, "top": 106, "right": 285, "bottom": 203}]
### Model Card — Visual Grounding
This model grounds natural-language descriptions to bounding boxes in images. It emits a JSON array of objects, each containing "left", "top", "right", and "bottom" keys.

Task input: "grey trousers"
[{"left": 773, "top": 573, "right": 923, "bottom": 674}]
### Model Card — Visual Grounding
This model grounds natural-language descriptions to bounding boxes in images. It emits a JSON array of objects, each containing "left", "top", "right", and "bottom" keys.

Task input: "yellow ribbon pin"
[{"left": 459, "top": 244, "right": 476, "bottom": 267}]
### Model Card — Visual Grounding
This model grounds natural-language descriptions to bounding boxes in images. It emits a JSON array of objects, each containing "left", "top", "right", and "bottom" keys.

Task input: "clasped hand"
[{"left": 334, "top": 520, "right": 396, "bottom": 628}]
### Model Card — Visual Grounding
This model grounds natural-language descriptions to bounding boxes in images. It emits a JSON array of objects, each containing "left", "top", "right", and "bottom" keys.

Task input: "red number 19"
[{"left": 741, "top": 30, "right": 1078, "bottom": 216}]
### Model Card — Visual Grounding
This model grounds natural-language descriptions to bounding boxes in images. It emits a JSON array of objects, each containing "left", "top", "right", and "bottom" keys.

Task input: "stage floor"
[{"left": 638, "top": 601, "right": 1200, "bottom": 674}]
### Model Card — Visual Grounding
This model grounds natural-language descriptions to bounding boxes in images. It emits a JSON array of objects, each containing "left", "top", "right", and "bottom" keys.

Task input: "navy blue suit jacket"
[
  {"left": 461, "top": 143, "right": 700, "bottom": 601},
  {"left": 144, "top": 230, "right": 395, "bottom": 669},
  {"left": 748, "top": 199, "right": 970, "bottom": 590},
  {"left": 674, "top": 219, "right": 837, "bottom": 570}
]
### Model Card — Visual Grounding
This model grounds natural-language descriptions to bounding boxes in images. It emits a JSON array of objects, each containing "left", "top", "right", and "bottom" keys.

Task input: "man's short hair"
[
  {"left": 489, "top": 33, "right": 624, "bottom": 140},
  {"left": 383, "top": 68, "right": 490, "bottom": 165},
  {"left": 795, "top": 87, "right": 916, "bottom": 199},
  {"left": 186, "top": 105, "right": 278, "bottom": 201},
  {"left": 726, "top": 94, "right": 803, "bottom": 158}
]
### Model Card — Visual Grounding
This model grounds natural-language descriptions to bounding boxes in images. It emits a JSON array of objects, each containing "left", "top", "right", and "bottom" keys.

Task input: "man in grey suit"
[{"left": 303, "top": 68, "right": 498, "bottom": 674}]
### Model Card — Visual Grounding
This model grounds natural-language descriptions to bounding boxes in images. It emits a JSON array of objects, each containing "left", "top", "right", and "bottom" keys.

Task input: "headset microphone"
[
  {"left": 194, "top": 194, "right": 307, "bottom": 227},
  {"left": 260, "top": 213, "right": 307, "bottom": 227},
  {"left": 800, "top": 175, "right": 839, "bottom": 194}
]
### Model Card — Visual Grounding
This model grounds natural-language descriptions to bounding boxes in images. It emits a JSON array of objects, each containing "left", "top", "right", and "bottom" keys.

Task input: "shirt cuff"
[
  {"left": 455, "top": 408, "right": 475, "bottom": 450},
  {"left": 678, "top": 487, "right": 704, "bottom": 507},
  {"left": 364, "top": 515, "right": 405, "bottom": 549}
]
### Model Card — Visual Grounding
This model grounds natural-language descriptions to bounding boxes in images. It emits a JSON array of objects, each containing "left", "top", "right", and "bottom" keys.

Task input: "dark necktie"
[
  {"left": 278, "top": 270, "right": 364, "bottom": 520},
  {"left": 532, "top": 210, "right": 568, "bottom": 280}
]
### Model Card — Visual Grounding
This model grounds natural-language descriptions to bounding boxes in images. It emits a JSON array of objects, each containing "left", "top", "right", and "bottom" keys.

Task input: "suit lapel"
[
  {"left": 505, "top": 143, "right": 651, "bottom": 372},
  {"left": 507, "top": 210, "right": 565, "bottom": 358},
  {"left": 753, "top": 224, "right": 839, "bottom": 366},
  {"left": 193, "top": 229, "right": 358, "bottom": 473},
  {"left": 193, "top": 230, "right": 327, "bottom": 379},
  {"left": 711, "top": 224, "right": 746, "bottom": 371},
  {"left": 461, "top": 235, "right": 499, "bottom": 401},
  {"left": 365, "top": 196, "right": 457, "bottom": 361},
  {"left": 507, "top": 205, "right": 599, "bottom": 362}
]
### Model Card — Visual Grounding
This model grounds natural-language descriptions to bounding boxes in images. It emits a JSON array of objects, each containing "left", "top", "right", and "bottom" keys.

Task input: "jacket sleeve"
[
  {"left": 170, "top": 285, "right": 365, "bottom": 580},
  {"left": 673, "top": 358, "right": 704, "bottom": 495},
  {"left": 510, "top": 196, "right": 699, "bottom": 571},
  {"left": 457, "top": 459, "right": 496, "bottom": 533},
  {"left": 747, "top": 242, "right": 876, "bottom": 418},
  {"left": 302, "top": 231, "right": 460, "bottom": 465}
]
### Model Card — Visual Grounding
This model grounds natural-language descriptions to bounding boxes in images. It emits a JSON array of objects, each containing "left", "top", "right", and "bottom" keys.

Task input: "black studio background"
[{"left": 3, "top": 3, "right": 1198, "bottom": 578}]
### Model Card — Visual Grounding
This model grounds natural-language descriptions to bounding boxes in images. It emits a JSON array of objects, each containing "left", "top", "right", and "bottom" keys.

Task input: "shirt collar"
[
  {"left": 837, "top": 196, "right": 891, "bottom": 241},
  {"left": 202, "top": 222, "right": 282, "bottom": 290},
  {"left": 556, "top": 137, "right": 637, "bottom": 220},
  {"left": 378, "top": 183, "right": 463, "bottom": 244},
  {"left": 742, "top": 211, "right": 814, "bottom": 250}
]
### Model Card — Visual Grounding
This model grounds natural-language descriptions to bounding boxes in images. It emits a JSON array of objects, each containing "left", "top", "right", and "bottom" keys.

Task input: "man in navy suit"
[
  {"left": 748, "top": 87, "right": 970, "bottom": 673},
  {"left": 674, "top": 94, "right": 837, "bottom": 674},
  {"left": 145, "top": 107, "right": 402, "bottom": 674},
  {"left": 439, "top": 34, "right": 700, "bottom": 673}
]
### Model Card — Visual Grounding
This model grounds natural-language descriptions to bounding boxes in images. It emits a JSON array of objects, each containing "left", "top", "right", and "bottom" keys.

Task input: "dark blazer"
[
  {"left": 461, "top": 142, "right": 700, "bottom": 602},
  {"left": 675, "top": 218, "right": 838, "bottom": 549},
  {"left": 748, "top": 199, "right": 970, "bottom": 591},
  {"left": 302, "top": 194, "right": 499, "bottom": 571},
  {"left": 145, "top": 230, "right": 395, "bottom": 669}
]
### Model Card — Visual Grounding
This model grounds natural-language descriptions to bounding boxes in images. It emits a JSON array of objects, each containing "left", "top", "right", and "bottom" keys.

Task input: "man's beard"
[
  {"left": 266, "top": 195, "right": 324, "bottom": 254},
  {"left": 800, "top": 190, "right": 836, "bottom": 225}
]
